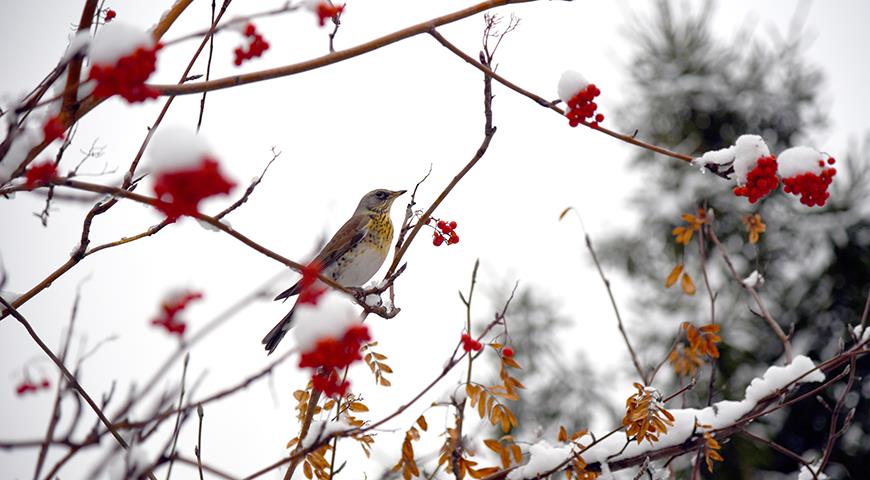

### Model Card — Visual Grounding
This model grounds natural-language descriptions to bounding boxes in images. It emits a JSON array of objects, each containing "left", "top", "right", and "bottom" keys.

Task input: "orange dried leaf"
[
  {"left": 416, "top": 415, "right": 428, "bottom": 431},
  {"left": 484, "top": 438, "right": 502, "bottom": 453},
  {"left": 665, "top": 264, "right": 684, "bottom": 288},
  {"left": 681, "top": 272, "right": 696, "bottom": 295}
]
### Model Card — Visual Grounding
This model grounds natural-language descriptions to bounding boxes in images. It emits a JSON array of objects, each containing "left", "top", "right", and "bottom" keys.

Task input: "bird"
[{"left": 262, "top": 188, "right": 407, "bottom": 354}]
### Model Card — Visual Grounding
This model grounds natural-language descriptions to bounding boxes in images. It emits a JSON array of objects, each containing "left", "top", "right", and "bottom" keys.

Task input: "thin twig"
[
  {"left": 0, "top": 297, "right": 158, "bottom": 480},
  {"left": 195, "top": 404, "right": 205, "bottom": 480},
  {"left": 164, "top": 354, "right": 191, "bottom": 480},
  {"left": 33, "top": 285, "right": 83, "bottom": 479},
  {"left": 562, "top": 207, "right": 646, "bottom": 383}
]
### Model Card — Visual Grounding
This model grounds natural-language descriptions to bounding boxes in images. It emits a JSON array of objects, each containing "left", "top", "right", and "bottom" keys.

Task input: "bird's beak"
[{"left": 391, "top": 190, "right": 407, "bottom": 198}]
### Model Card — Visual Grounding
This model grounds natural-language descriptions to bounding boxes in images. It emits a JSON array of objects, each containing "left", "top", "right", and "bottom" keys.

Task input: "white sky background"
[{"left": 1, "top": 1, "right": 869, "bottom": 478}]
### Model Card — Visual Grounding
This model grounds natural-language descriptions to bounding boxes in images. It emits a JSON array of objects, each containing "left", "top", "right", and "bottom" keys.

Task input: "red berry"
[
  {"left": 40, "top": 380, "right": 50, "bottom": 389},
  {"left": 503, "top": 347, "right": 514, "bottom": 357},
  {"left": 244, "top": 23, "right": 256, "bottom": 37},
  {"left": 448, "top": 220, "right": 457, "bottom": 229},
  {"left": 437, "top": 220, "right": 447, "bottom": 230},
  {"left": 828, "top": 157, "right": 836, "bottom": 165},
  {"left": 447, "top": 232, "right": 459, "bottom": 245},
  {"left": 433, "top": 233, "right": 444, "bottom": 246},
  {"left": 105, "top": 9, "right": 116, "bottom": 21}
]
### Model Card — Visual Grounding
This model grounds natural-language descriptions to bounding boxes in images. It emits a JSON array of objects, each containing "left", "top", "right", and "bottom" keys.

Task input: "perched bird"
[{"left": 262, "top": 188, "right": 406, "bottom": 354}]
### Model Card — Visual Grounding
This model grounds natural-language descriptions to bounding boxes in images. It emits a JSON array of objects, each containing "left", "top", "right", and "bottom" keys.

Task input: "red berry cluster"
[
  {"left": 104, "top": 9, "right": 116, "bottom": 22},
  {"left": 153, "top": 158, "right": 235, "bottom": 220},
  {"left": 89, "top": 44, "right": 162, "bottom": 103},
  {"left": 566, "top": 84, "right": 604, "bottom": 128},
  {"left": 299, "top": 324, "right": 371, "bottom": 397},
  {"left": 316, "top": 2, "right": 345, "bottom": 27},
  {"left": 298, "top": 261, "right": 327, "bottom": 306},
  {"left": 16, "top": 379, "right": 50, "bottom": 396},
  {"left": 733, "top": 155, "right": 780, "bottom": 204},
  {"left": 233, "top": 23, "right": 270, "bottom": 66},
  {"left": 461, "top": 333, "right": 482, "bottom": 352},
  {"left": 151, "top": 291, "right": 203, "bottom": 337},
  {"left": 783, "top": 157, "right": 837, "bottom": 207},
  {"left": 312, "top": 370, "right": 349, "bottom": 397},
  {"left": 25, "top": 161, "right": 58, "bottom": 189},
  {"left": 43, "top": 115, "right": 66, "bottom": 143},
  {"left": 432, "top": 219, "right": 459, "bottom": 246}
]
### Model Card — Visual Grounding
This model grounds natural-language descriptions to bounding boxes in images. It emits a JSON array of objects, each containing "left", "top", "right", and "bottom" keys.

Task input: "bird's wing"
[{"left": 274, "top": 213, "right": 369, "bottom": 302}]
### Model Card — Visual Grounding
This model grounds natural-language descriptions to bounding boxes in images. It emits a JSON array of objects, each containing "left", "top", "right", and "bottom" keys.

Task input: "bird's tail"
[{"left": 262, "top": 306, "right": 295, "bottom": 355}]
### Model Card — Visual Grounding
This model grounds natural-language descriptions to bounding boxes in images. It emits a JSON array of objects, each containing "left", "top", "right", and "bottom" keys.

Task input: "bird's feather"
[{"left": 273, "top": 213, "right": 369, "bottom": 301}]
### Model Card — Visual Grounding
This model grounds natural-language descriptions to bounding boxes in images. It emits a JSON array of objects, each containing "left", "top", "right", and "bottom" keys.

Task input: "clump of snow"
[
  {"left": 507, "top": 441, "right": 574, "bottom": 480},
  {"left": 777, "top": 146, "right": 825, "bottom": 179},
  {"left": 567, "top": 356, "right": 825, "bottom": 468},
  {"left": 0, "top": 127, "right": 42, "bottom": 185},
  {"left": 695, "top": 135, "right": 770, "bottom": 184},
  {"left": 90, "top": 21, "right": 154, "bottom": 66},
  {"left": 742, "top": 270, "right": 764, "bottom": 288},
  {"left": 64, "top": 30, "right": 92, "bottom": 61},
  {"left": 797, "top": 460, "right": 828, "bottom": 480},
  {"left": 557, "top": 70, "right": 588, "bottom": 104},
  {"left": 292, "top": 291, "right": 360, "bottom": 353},
  {"left": 852, "top": 324, "right": 870, "bottom": 344},
  {"left": 301, "top": 417, "right": 352, "bottom": 448},
  {"left": 364, "top": 293, "right": 382, "bottom": 307},
  {"left": 148, "top": 127, "right": 214, "bottom": 173}
]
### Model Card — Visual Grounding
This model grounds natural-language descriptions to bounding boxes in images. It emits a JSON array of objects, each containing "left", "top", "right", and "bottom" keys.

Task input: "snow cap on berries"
[
  {"left": 293, "top": 291, "right": 362, "bottom": 353},
  {"left": 731, "top": 135, "right": 771, "bottom": 184},
  {"left": 89, "top": 21, "right": 154, "bottom": 65},
  {"left": 557, "top": 70, "right": 588, "bottom": 104},
  {"left": 148, "top": 127, "right": 215, "bottom": 173},
  {"left": 777, "top": 146, "right": 828, "bottom": 178},
  {"left": 697, "top": 134, "right": 770, "bottom": 184}
]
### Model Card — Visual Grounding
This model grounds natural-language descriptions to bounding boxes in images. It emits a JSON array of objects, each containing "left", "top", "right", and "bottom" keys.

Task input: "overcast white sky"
[{"left": 2, "top": 1, "right": 869, "bottom": 478}]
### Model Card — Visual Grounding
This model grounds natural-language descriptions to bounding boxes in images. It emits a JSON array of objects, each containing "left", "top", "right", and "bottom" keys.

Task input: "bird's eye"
[{"left": 376, "top": 191, "right": 387, "bottom": 199}]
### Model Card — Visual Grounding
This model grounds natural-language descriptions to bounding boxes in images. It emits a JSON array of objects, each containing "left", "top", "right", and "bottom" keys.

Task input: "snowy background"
[{"left": 2, "top": 0, "right": 869, "bottom": 478}]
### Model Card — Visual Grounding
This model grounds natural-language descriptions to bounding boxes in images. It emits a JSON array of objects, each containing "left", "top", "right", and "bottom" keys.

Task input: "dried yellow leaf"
[
  {"left": 681, "top": 272, "right": 696, "bottom": 295},
  {"left": 665, "top": 264, "right": 683, "bottom": 288}
]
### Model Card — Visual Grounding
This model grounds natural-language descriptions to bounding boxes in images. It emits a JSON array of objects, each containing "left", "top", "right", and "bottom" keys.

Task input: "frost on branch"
[
  {"left": 573, "top": 356, "right": 824, "bottom": 466},
  {"left": 507, "top": 441, "right": 574, "bottom": 480}
]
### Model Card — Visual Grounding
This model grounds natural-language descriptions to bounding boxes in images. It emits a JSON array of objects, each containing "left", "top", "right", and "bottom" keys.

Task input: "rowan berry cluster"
[
  {"left": 461, "top": 333, "right": 482, "bottom": 352},
  {"left": 233, "top": 23, "right": 270, "bottom": 66},
  {"left": 431, "top": 218, "right": 459, "bottom": 246},
  {"left": 152, "top": 158, "right": 235, "bottom": 220},
  {"left": 299, "top": 324, "right": 371, "bottom": 397},
  {"left": 16, "top": 379, "right": 50, "bottom": 396},
  {"left": 150, "top": 291, "right": 203, "bottom": 337},
  {"left": 42, "top": 115, "right": 65, "bottom": 143},
  {"left": 315, "top": 2, "right": 345, "bottom": 27},
  {"left": 783, "top": 157, "right": 837, "bottom": 207},
  {"left": 566, "top": 84, "right": 604, "bottom": 128},
  {"left": 89, "top": 43, "right": 162, "bottom": 102},
  {"left": 733, "top": 155, "right": 779, "bottom": 203},
  {"left": 25, "top": 161, "right": 58, "bottom": 189}
]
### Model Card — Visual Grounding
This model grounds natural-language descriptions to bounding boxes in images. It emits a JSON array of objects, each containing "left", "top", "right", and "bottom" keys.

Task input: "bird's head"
[{"left": 356, "top": 188, "right": 406, "bottom": 214}]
